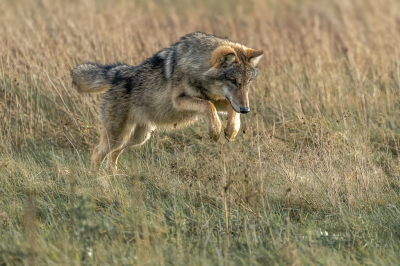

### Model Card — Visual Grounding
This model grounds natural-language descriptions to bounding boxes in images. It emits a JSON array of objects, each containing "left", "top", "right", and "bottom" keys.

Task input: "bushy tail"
[{"left": 71, "top": 62, "right": 129, "bottom": 93}]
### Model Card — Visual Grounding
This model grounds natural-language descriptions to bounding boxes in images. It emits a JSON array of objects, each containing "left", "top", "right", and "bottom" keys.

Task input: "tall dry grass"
[{"left": 1, "top": 0, "right": 400, "bottom": 265}]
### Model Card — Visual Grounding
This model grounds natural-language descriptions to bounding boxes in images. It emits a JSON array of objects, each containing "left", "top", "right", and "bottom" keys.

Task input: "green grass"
[
  {"left": 1, "top": 0, "right": 400, "bottom": 265},
  {"left": 1, "top": 141, "right": 400, "bottom": 265}
]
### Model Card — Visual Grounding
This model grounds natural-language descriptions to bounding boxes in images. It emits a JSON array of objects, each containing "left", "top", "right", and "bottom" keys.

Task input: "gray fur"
[{"left": 71, "top": 32, "right": 263, "bottom": 171}]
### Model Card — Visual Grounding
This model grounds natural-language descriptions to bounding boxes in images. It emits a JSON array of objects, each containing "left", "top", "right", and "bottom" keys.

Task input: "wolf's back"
[{"left": 71, "top": 63, "right": 129, "bottom": 93}]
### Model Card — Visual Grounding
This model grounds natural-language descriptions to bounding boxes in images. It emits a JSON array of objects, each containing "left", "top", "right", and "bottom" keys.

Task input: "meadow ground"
[{"left": 1, "top": 0, "right": 400, "bottom": 265}]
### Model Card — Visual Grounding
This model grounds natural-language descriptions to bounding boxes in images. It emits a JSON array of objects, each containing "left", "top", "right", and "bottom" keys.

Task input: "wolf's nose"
[{"left": 240, "top": 107, "right": 250, "bottom": 113}]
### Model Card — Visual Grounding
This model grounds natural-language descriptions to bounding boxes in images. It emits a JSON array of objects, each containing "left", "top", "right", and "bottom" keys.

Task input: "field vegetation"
[{"left": 1, "top": 0, "right": 400, "bottom": 265}]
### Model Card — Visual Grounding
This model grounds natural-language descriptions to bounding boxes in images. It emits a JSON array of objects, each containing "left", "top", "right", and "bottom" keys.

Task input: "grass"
[{"left": 1, "top": 0, "right": 400, "bottom": 265}]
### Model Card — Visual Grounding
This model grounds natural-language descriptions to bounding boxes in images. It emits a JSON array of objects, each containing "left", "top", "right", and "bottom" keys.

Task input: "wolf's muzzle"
[{"left": 240, "top": 107, "right": 250, "bottom": 113}]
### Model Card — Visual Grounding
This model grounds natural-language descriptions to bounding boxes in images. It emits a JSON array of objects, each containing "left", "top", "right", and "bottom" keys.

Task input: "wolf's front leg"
[
  {"left": 173, "top": 95, "right": 222, "bottom": 141},
  {"left": 224, "top": 104, "right": 241, "bottom": 141}
]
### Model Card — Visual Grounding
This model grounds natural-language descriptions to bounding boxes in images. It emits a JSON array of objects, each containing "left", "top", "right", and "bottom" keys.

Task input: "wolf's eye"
[{"left": 230, "top": 79, "right": 237, "bottom": 85}]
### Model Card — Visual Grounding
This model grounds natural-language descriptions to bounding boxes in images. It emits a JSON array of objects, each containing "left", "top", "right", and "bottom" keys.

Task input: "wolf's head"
[{"left": 204, "top": 45, "right": 263, "bottom": 113}]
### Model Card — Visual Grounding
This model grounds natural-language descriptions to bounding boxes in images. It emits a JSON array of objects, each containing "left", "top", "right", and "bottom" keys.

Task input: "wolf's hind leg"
[
  {"left": 91, "top": 127, "right": 131, "bottom": 173},
  {"left": 105, "top": 124, "right": 154, "bottom": 171},
  {"left": 106, "top": 148, "right": 125, "bottom": 171},
  {"left": 91, "top": 136, "right": 111, "bottom": 173},
  {"left": 130, "top": 124, "right": 154, "bottom": 147},
  {"left": 99, "top": 124, "right": 153, "bottom": 172}
]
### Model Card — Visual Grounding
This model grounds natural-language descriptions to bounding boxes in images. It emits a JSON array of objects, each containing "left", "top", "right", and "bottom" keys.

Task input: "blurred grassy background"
[{"left": 1, "top": 0, "right": 400, "bottom": 265}]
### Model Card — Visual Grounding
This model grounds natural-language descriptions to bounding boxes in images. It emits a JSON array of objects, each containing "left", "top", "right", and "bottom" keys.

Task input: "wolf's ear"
[
  {"left": 211, "top": 46, "right": 237, "bottom": 67},
  {"left": 247, "top": 49, "right": 263, "bottom": 67},
  {"left": 219, "top": 53, "right": 236, "bottom": 65}
]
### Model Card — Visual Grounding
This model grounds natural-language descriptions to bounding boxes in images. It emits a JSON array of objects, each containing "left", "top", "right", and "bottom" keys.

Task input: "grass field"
[{"left": 1, "top": 0, "right": 400, "bottom": 265}]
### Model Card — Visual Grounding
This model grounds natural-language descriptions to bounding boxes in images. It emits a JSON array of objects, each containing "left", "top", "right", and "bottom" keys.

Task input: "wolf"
[{"left": 71, "top": 32, "right": 263, "bottom": 172}]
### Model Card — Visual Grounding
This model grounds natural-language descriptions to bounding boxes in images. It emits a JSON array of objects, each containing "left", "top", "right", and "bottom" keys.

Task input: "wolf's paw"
[
  {"left": 224, "top": 126, "right": 238, "bottom": 142},
  {"left": 208, "top": 122, "right": 222, "bottom": 142},
  {"left": 224, "top": 108, "right": 241, "bottom": 142}
]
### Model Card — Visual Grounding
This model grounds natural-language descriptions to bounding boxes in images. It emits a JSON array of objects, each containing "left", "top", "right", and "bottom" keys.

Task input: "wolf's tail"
[{"left": 71, "top": 62, "right": 129, "bottom": 93}]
